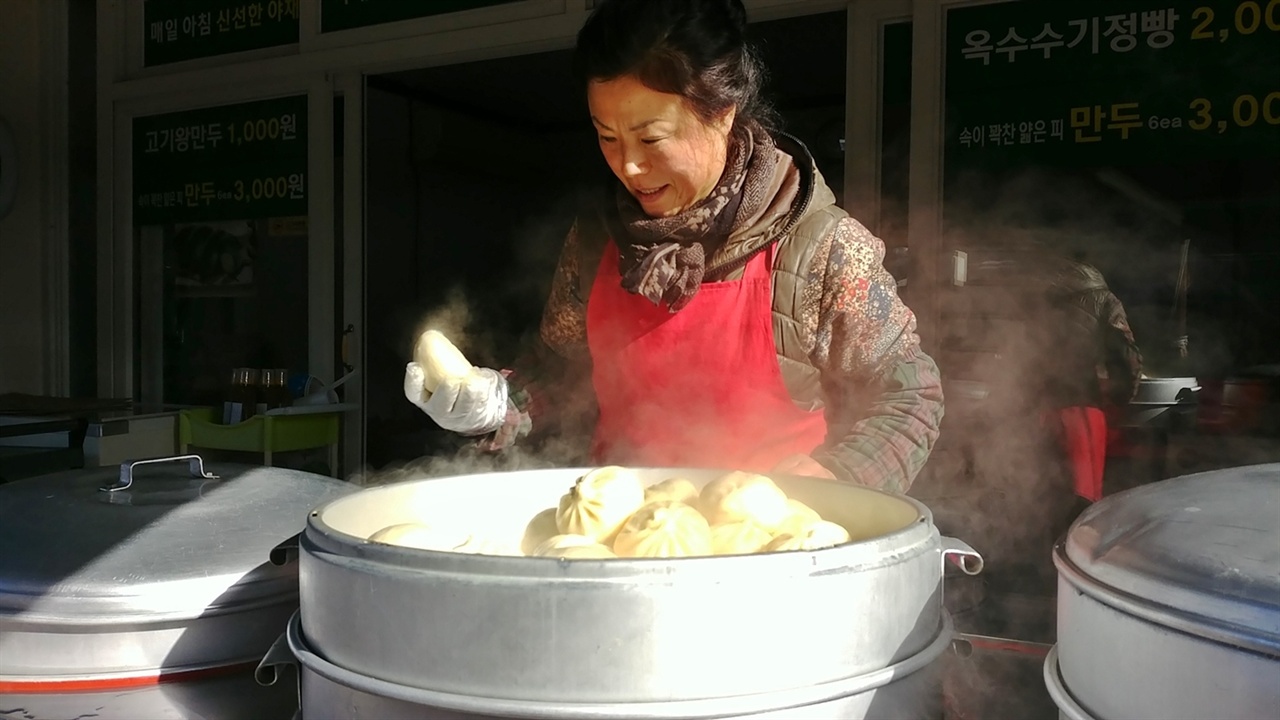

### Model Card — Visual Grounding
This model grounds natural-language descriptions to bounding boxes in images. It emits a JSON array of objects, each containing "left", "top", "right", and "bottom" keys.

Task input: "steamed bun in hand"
[
  {"left": 613, "top": 501, "right": 713, "bottom": 558},
  {"left": 367, "top": 523, "right": 473, "bottom": 552},
  {"left": 556, "top": 466, "right": 646, "bottom": 543},
  {"left": 644, "top": 477, "right": 700, "bottom": 505},
  {"left": 709, "top": 521, "right": 773, "bottom": 556},
  {"left": 763, "top": 521, "right": 852, "bottom": 552},
  {"left": 698, "top": 471, "right": 790, "bottom": 530},
  {"left": 533, "top": 534, "right": 617, "bottom": 559},
  {"left": 521, "top": 507, "right": 560, "bottom": 556},
  {"left": 413, "top": 330, "right": 474, "bottom": 396}
]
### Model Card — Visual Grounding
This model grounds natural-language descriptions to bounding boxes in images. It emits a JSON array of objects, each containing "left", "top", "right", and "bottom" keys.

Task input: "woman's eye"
[
  {"left": 641, "top": 137, "right": 664, "bottom": 145},
  {"left": 598, "top": 135, "right": 617, "bottom": 144}
]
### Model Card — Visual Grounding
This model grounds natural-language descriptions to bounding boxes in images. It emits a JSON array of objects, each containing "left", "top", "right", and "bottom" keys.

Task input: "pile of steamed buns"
[{"left": 366, "top": 467, "right": 852, "bottom": 559}]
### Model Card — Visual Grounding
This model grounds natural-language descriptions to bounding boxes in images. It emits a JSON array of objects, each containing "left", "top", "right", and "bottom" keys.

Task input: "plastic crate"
[{"left": 179, "top": 407, "right": 340, "bottom": 475}]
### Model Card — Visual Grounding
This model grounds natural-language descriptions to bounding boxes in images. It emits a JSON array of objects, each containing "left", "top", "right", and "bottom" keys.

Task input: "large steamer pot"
[
  {"left": 1045, "top": 463, "right": 1280, "bottom": 720},
  {"left": 0, "top": 455, "right": 355, "bottom": 719},
  {"left": 283, "top": 467, "right": 983, "bottom": 719},
  {"left": 271, "top": 609, "right": 952, "bottom": 719}
]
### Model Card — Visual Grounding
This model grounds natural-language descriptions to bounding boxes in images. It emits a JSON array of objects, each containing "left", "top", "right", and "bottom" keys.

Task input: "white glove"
[{"left": 404, "top": 362, "right": 509, "bottom": 436}]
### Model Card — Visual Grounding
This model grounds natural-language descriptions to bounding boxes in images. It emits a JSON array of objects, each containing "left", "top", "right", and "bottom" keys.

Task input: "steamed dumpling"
[
  {"left": 556, "top": 466, "right": 646, "bottom": 542},
  {"left": 774, "top": 499, "right": 824, "bottom": 537},
  {"left": 367, "top": 523, "right": 473, "bottom": 552},
  {"left": 763, "top": 520, "right": 852, "bottom": 552},
  {"left": 413, "top": 330, "right": 475, "bottom": 396},
  {"left": 533, "top": 534, "right": 616, "bottom": 559},
  {"left": 644, "top": 477, "right": 700, "bottom": 505},
  {"left": 709, "top": 520, "right": 773, "bottom": 555},
  {"left": 613, "top": 501, "right": 712, "bottom": 558},
  {"left": 698, "top": 471, "right": 790, "bottom": 530},
  {"left": 521, "top": 507, "right": 560, "bottom": 555}
]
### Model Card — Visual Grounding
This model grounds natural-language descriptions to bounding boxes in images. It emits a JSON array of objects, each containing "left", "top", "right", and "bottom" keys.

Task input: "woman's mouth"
[{"left": 633, "top": 185, "right": 667, "bottom": 203}]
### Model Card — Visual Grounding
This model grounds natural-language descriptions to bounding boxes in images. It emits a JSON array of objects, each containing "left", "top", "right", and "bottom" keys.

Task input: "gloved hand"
[{"left": 404, "top": 362, "right": 509, "bottom": 436}]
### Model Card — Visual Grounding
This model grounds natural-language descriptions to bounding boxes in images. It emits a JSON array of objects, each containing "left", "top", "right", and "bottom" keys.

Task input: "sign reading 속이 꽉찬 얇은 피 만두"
[
  {"left": 143, "top": 0, "right": 300, "bottom": 67},
  {"left": 133, "top": 95, "right": 308, "bottom": 225},
  {"left": 319, "top": 0, "right": 522, "bottom": 33},
  {"left": 944, "top": 0, "right": 1280, "bottom": 171}
]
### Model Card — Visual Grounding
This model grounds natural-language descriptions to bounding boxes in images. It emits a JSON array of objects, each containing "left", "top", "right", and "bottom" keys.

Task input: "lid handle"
[
  {"left": 100, "top": 454, "right": 220, "bottom": 493},
  {"left": 255, "top": 631, "right": 297, "bottom": 687},
  {"left": 941, "top": 536, "right": 985, "bottom": 576},
  {"left": 269, "top": 533, "right": 301, "bottom": 566}
]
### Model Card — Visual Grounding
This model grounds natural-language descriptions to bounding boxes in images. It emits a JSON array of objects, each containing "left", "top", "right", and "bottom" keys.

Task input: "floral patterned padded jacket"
[{"left": 506, "top": 134, "right": 944, "bottom": 495}]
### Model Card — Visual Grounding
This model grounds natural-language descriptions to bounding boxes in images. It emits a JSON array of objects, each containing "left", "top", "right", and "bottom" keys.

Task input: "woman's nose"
[{"left": 621, "top": 146, "right": 646, "bottom": 176}]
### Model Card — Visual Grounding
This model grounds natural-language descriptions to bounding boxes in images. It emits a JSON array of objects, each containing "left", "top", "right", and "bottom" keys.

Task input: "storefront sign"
[
  {"left": 944, "top": 0, "right": 1280, "bottom": 169},
  {"left": 133, "top": 95, "right": 308, "bottom": 225},
  {"left": 320, "top": 0, "right": 521, "bottom": 33},
  {"left": 143, "top": 0, "right": 300, "bottom": 67}
]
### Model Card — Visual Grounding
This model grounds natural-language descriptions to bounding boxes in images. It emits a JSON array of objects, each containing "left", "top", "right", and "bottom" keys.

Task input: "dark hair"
[{"left": 573, "top": 0, "right": 778, "bottom": 133}]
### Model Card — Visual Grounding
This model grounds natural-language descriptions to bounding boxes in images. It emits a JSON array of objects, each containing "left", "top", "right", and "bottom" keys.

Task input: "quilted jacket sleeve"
[{"left": 799, "top": 217, "right": 945, "bottom": 493}]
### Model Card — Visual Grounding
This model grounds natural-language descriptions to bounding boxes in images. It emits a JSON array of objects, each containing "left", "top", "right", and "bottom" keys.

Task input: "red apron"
[
  {"left": 1056, "top": 406, "right": 1107, "bottom": 502},
  {"left": 586, "top": 240, "right": 827, "bottom": 471}
]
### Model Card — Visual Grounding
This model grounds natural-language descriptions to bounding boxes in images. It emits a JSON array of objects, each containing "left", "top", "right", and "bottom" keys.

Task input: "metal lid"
[
  {"left": 0, "top": 456, "right": 354, "bottom": 624},
  {"left": 1059, "top": 463, "right": 1280, "bottom": 653}
]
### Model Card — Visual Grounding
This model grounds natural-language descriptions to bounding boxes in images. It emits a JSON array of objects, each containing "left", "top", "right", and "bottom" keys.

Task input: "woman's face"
[{"left": 587, "top": 74, "right": 735, "bottom": 218}]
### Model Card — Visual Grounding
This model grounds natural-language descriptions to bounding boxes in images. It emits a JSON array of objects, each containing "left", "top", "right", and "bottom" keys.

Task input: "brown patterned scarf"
[{"left": 609, "top": 129, "right": 779, "bottom": 312}]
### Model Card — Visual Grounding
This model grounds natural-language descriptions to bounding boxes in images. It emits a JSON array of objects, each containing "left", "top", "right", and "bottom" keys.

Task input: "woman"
[{"left": 404, "top": 0, "right": 943, "bottom": 493}]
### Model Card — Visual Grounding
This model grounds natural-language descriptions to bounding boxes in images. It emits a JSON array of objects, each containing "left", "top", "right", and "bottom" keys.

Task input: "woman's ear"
[{"left": 715, "top": 106, "right": 738, "bottom": 136}]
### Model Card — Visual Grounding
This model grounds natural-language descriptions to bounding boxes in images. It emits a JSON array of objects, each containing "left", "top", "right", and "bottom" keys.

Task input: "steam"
[
  {"left": 412, "top": 287, "right": 473, "bottom": 356},
  {"left": 913, "top": 165, "right": 1214, "bottom": 598},
  {"left": 351, "top": 435, "right": 588, "bottom": 488}
]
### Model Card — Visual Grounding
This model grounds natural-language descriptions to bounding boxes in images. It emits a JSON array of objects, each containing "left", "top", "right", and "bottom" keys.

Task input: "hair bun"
[{"left": 719, "top": 0, "right": 749, "bottom": 34}]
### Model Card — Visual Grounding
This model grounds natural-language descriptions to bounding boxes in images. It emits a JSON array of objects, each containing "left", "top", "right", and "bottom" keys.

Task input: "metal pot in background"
[
  {"left": 1045, "top": 464, "right": 1280, "bottom": 720},
  {"left": 1121, "top": 376, "right": 1199, "bottom": 431},
  {"left": 261, "top": 467, "right": 984, "bottom": 719},
  {"left": 0, "top": 455, "right": 355, "bottom": 719}
]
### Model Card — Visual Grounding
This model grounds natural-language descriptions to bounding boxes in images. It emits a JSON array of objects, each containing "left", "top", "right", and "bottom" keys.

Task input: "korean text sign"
[
  {"left": 143, "top": 0, "right": 300, "bottom": 67},
  {"left": 133, "top": 96, "right": 308, "bottom": 225},
  {"left": 944, "top": 0, "right": 1280, "bottom": 168}
]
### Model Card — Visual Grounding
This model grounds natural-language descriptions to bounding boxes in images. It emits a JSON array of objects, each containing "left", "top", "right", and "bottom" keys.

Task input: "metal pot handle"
[
  {"left": 100, "top": 454, "right": 220, "bottom": 493},
  {"left": 270, "top": 532, "right": 301, "bottom": 566},
  {"left": 255, "top": 630, "right": 297, "bottom": 687},
  {"left": 941, "top": 536, "right": 984, "bottom": 575}
]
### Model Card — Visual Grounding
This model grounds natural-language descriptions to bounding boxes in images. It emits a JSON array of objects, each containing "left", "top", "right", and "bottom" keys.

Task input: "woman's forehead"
[{"left": 587, "top": 75, "right": 689, "bottom": 126}]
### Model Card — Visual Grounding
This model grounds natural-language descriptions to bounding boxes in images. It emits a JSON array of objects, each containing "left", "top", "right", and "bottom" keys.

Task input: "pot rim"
[
  {"left": 286, "top": 610, "right": 953, "bottom": 719},
  {"left": 1042, "top": 646, "right": 1099, "bottom": 720},
  {"left": 0, "top": 657, "right": 263, "bottom": 693},
  {"left": 1053, "top": 542, "right": 1280, "bottom": 658},
  {"left": 303, "top": 466, "right": 941, "bottom": 581}
]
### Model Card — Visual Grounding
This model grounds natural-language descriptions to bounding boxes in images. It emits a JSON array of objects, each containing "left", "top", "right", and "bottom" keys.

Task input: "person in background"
[
  {"left": 403, "top": 0, "right": 944, "bottom": 493},
  {"left": 1039, "top": 252, "right": 1143, "bottom": 507}
]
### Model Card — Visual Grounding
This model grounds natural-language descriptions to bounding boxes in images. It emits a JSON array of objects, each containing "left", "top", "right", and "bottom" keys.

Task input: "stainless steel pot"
[
  {"left": 267, "top": 610, "right": 952, "bottom": 719},
  {"left": 0, "top": 455, "right": 354, "bottom": 719},
  {"left": 1122, "top": 376, "right": 1199, "bottom": 430},
  {"left": 1046, "top": 463, "right": 1280, "bottom": 720},
  {"left": 292, "top": 467, "right": 983, "bottom": 713}
]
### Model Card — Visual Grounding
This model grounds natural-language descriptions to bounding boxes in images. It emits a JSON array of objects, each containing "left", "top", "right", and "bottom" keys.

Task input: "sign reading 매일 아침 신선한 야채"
[
  {"left": 319, "top": 0, "right": 522, "bottom": 33},
  {"left": 143, "top": 0, "right": 300, "bottom": 67},
  {"left": 943, "top": 0, "right": 1280, "bottom": 170},
  {"left": 133, "top": 95, "right": 308, "bottom": 225}
]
